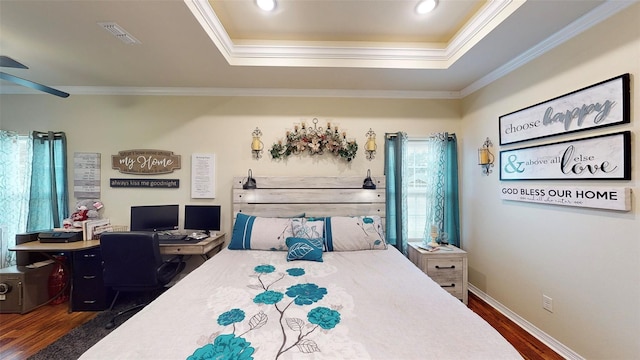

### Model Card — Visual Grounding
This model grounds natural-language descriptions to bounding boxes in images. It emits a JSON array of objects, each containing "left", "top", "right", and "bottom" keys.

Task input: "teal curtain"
[
  {"left": 423, "top": 133, "right": 460, "bottom": 247},
  {"left": 384, "top": 132, "right": 408, "bottom": 255},
  {"left": 27, "top": 131, "right": 69, "bottom": 231},
  {"left": 0, "top": 131, "right": 32, "bottom": 267}
]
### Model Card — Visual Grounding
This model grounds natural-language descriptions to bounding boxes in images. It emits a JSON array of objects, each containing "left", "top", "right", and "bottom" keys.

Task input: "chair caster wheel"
[{"left": 105, "top": 321, "right": 115, "bottom": 330}]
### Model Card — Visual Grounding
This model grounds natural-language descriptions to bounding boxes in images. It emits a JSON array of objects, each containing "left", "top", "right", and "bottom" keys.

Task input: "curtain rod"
[
  {"left": 32, "top": 131, "right": 66, "bottom": 139},
  {"left": 386, "top": 132, "right": 455, "bottom": 140}
]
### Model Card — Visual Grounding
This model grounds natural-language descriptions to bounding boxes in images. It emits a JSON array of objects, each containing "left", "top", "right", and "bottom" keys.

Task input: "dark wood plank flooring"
[
  {"left": 467, "top": 292, "right": 564, "bottom": 360},
  {"left": 0, "top": 303, "right": 95, "bottom": 360},
  {"left": 1, "top": 292, "right": 563, "bottom": 359}
]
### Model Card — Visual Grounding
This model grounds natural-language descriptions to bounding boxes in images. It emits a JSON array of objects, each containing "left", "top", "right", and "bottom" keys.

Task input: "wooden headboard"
[{"left": 232, "top": 176, "right": 385, "bottom": 219}]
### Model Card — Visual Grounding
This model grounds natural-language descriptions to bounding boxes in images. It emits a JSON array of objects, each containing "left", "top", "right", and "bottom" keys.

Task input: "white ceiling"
[{"left": 0, "top": 0, "right": 632, "bottom": 99}]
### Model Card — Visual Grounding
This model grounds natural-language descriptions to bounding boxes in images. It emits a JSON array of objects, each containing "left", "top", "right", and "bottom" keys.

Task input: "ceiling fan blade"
[
  {"left": 0, "top": 56, "right": 29, "bottom": 69},
  {"left": 0, "top": 72, "right": 69, "bottom": 98}
]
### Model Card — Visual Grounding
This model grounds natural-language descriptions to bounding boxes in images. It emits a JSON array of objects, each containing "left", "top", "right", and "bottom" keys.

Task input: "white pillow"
[
  {"left": 324, "top": 216, "right": 387, "bottom": 251},
  {"left": 228, "top": 213, "right": 293, "bottom": 250},
  {"left": 291, "top": 218, "right": 324, "bottom": 239}
]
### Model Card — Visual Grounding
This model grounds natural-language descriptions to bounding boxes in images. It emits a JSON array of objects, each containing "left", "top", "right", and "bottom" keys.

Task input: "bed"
[{"left": 80, "top": 176, "right": 521, "bottom": 360}]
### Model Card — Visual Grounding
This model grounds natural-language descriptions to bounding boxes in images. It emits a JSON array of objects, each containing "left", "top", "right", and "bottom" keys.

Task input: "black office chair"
[{"left": 100, "top": 231, "right": 185, "bottom": 329}]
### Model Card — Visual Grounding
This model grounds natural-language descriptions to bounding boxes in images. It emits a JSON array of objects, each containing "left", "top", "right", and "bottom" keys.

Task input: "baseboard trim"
[{"left": 469, "top": 285, "right": 584, "bottom": 360}]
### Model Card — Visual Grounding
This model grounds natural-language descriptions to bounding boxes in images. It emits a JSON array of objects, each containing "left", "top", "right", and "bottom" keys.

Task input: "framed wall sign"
[
  {"left": 499, "top": 74, "right": 630, "bottom": 145},
  {"left": 112, "top": 149, "right": 181, "bottom": 174},
  {"left": 191, "top": 153, "right": 215, "bottom": 199},
  {"left": 500, "top": 184, "right": 631, "bottom": 211},
  {"left": 110, "top": 178, "right": 180, "bottom": 188},
  {"left": 499, "top": 131, "right": 630, "bottom": 181},
  {"left": 74, "top": 152, "right": 101, "bottom": 198}
]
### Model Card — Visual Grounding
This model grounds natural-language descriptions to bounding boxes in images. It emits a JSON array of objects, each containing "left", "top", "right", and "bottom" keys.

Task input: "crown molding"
[
  {"left": 0, "top": 85, "right": 460, "bottom": 99},
  {"left": 1, "top": 1, "right": 630, "bottom": 100},
  {"left": 461, "top": 0, "right": 635, "bottom": 97},
  {"left": 184, "top": 0, "right": 520, "bottom": 69}
]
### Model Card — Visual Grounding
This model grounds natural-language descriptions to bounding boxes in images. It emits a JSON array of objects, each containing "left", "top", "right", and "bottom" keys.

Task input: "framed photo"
[
  {"left": 499, "top": 131, "right": 630, "bottom": 181},
  {"left": 499, "top": 74, "right": 630, "bottom": 145}
]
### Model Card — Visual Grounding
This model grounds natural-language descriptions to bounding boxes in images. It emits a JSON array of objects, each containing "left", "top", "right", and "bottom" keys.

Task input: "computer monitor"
[
  {"left": 130, "top": 205, "right": 179, "bottom": 232},
  {"left": 184, "top": 205, "right": 221, "bottom": 235}
]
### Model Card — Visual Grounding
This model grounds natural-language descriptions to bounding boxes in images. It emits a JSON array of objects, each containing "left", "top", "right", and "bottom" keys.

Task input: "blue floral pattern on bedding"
[{"left": 188, "top": 264, "right": 342, "bottom": 360}]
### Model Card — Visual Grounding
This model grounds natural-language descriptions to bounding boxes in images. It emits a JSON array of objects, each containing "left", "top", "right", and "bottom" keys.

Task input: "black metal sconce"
[
  {"left": 364, "top": 128, "right": 377, "bottom": 160},
  {"left": 251, "top": 127, "right": 264, "bottom": 159},
  {"left": 478, "top": 137, "right": 494, "bottom": 176}
]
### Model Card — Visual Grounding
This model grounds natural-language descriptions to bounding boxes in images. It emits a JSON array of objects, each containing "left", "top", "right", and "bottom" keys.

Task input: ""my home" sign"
[{"left": 112, "top": 149, "right": 181, "bottom": 174}]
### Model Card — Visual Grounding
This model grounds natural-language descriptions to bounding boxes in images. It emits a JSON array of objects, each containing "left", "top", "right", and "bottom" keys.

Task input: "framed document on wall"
[{"left": 191, "top": 153, "right": 215, "bottom": 198}]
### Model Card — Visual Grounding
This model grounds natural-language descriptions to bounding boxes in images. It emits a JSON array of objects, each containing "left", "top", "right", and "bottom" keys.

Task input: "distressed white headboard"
[{"left": 232, "top": 176, "right": 385, "bottom": 219}]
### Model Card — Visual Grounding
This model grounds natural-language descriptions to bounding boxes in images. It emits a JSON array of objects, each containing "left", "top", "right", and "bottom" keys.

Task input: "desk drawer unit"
[
  {"left": 408, "top": 243, "right": 468, "bottom": 305},
  {"left": 72, "top": 248, "right": 113, "bottom": 311}
]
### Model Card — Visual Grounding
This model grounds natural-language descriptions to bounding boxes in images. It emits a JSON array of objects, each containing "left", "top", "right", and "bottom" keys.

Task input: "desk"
[
  {"left": 9, "top": 233, "right": 226, "bottom": 311},
  {"left": 159, "top": 233, "right": 226, "bottom": 259},
  {"left": 10, "top": 233, "right": 226, "bottom": 256}
]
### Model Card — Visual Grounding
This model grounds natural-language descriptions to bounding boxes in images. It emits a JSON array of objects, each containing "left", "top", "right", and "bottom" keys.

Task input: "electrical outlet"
[{"left": 543, "top": 294, "right": 553, "bottom": 312}]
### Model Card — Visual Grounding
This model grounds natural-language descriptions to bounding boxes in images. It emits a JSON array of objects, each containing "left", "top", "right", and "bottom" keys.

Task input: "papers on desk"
[
  {"left": 82, "top": 219, "right": 112, "bottom": 240},
  {"left": 189, "top": 233, "right": 209, "bottom": 241}
]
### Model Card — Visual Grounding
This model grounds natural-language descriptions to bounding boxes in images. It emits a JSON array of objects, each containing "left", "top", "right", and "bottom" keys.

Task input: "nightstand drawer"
[
  {"left": 407, "top": 243, "right": 468, "bottom": 305},
  {"left": 426, "top": 258, "right": 463, "bottom": 283}
]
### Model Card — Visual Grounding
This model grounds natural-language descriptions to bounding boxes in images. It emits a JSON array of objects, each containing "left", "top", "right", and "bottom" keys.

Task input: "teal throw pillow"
[{"left": 285, "top": 237, "right": 324, "bottom": 262}]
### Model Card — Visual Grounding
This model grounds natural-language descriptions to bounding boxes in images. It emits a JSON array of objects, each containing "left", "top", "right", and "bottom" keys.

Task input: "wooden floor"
[
  {"left": 467, "top": 292, "right": 564, "bottom": 360},
  {"left": 0, "top": 292, "right": 563, "bottom": 360},
  {"left": 0, "top": 303, "right": 96, "bottom": 360}
]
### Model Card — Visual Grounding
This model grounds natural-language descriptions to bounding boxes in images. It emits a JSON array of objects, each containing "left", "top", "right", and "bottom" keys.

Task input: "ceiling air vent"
[{"left": 98, "top": 22, "right": 141, "bottom": 45}]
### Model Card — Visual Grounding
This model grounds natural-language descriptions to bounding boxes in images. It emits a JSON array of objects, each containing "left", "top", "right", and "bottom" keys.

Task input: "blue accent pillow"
[{"left": 285, "top": 237, "right": 324, "bottom": 262}]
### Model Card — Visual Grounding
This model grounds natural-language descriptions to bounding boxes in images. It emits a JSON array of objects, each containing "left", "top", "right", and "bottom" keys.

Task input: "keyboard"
[{"left": 157, "top": 234, "right": 188, "bottom": 242}]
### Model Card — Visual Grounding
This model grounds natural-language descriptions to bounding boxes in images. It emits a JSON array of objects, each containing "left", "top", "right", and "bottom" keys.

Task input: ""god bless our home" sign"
[{"left": 500, "top": 185, "right": 631, "bottom": 211}]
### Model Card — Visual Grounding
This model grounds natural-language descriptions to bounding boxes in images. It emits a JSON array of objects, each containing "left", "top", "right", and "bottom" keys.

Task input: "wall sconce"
[
  {"left": 365, "top": 128, "right": 377, "bottom": 160},
  {"left": 478, "top": 137, "right": 495, "bottom": 175},
  {"left": 251, "top": 127, "right": 264, "bottom": 159},
  {"left": 242, "top": 169, "right": 257, "bottom": 189},
  {"left": 362, "top": 169, "right": 377, "bottom": 189}
]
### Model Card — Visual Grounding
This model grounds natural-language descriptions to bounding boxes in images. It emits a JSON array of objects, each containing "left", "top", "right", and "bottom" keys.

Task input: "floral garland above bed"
[{"left": 269, "top": 118, "right": 358, "bottom": 162}]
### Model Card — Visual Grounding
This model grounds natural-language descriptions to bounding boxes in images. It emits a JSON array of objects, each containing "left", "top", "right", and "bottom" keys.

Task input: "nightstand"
[{"left": 408, "top": 242, "right": 468, "bottom": 305}]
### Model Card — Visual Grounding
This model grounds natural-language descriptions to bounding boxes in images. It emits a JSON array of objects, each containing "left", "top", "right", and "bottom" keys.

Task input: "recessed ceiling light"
[
  {"left": 416, "top": 0, "right": 438, "bottom": 14},
  {"left": 256, "top": 0, "right": 276, "bottom": 12}
]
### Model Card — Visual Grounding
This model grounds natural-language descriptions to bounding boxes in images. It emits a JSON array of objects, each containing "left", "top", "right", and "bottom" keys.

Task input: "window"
[
  {"left": 405, "top": 139, "right": 430, "bottom": 241},
  {"left": 0, "top": 130, "right": 68, "bottom": 267},
  {"left": 0, "top": 133, "right": 31, "bottom": 267}
]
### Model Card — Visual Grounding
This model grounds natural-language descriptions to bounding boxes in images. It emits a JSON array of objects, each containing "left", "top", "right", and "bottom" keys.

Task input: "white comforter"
[{"left": 81, "top": 248, "right": 522, "bottom": 360}]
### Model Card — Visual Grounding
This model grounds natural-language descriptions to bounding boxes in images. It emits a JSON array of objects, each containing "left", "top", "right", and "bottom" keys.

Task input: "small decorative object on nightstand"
[
  {"left": 408, "top": 242, "right": 468, "bottom": 305},
  {"left": 428, "top": 224, "right": 440, "bottom": 248}
]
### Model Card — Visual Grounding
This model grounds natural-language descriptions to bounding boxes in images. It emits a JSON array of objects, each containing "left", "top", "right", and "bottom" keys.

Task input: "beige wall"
[
  {"left": 1, "top": 4, "right": 638, "bottom": 359},
  {"left": 460, "top": 4, "right": 639, "bottom": 359},
  {"left": 0, "top": 96, "right": 460, "bottom": 233}
]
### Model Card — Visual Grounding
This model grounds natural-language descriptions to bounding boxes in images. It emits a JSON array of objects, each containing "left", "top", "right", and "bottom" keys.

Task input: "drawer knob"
[
  {"left": 83, "top": 275, "right": 97, "bottom": 279},
  {"left": 435, "top": 265, "right": 455, "bottom": 269},
  {"left": 441, "top": 283, "right": 456, "bottom": 288},
  {"left": 83, "top": 300, "right": 97, "bottom": 304}
]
